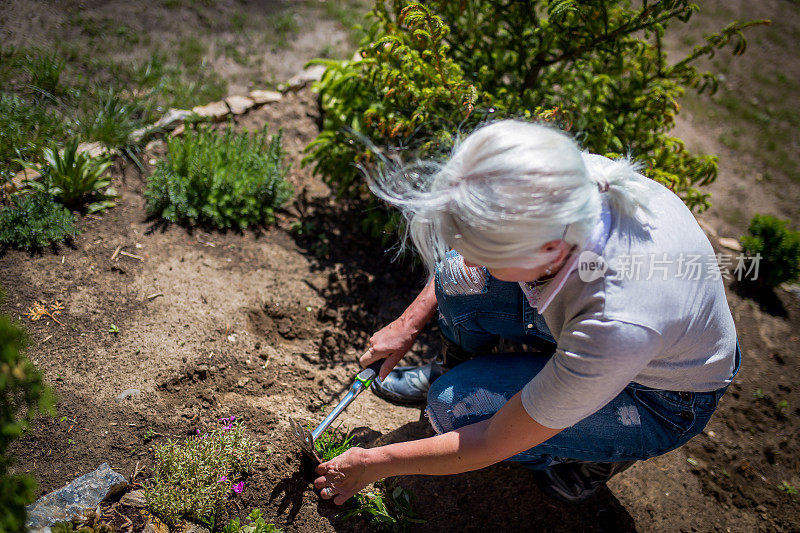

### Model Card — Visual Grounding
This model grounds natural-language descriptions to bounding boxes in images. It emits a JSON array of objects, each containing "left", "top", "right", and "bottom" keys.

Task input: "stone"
[
  {"left": 76, "top": 142, "right": 109, "bottom": 158},
  {"left": 25, "top": 463, "right": 127, "bottom": 531},
  {"left": 143, "top": 520, "right": 170, "bottom": 533},
  {"left": 225, "top": 95, "right": 255, "bottom": 115},
  {"left": 131, "top": 125, "right": 157, "bottom": 143},
  {"left": 115, "top": 388, "right": 142, "bottom": 402},
  {"left": 11, "top": 167, "right": 41, "bottom": 191},
  {"left": 717, "top": 237, "right": 743, "bottom": 252},
  {"left": 180, "top": 522, "right": 211, "bottom": 533},
  {"left": 145, "top": 139, "right": 166, "bottom": 152},
  {"left": 283, "top": 64, "right": 327, "bottom": 92},
  {"left": 192, "top": 101, "right": 229, "bottom": 121},
  {"left": 171, "top": 124, "right": 186, "bottom": 137},
  {"left": 119, "top": 490, "right": 146, "bottom": 508},
  {"left": 248, "top": 89, "right": 282, "bottom": 105},
  {"left": 155, "top": 108, "right": 192, "bottom": 129}
]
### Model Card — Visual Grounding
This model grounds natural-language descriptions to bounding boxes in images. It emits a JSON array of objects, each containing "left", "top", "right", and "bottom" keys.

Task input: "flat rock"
[
  {"left": 192, "top": 101, "right": 229, "bottom": 121},
  {"left": 10, "top": 167, "right": 41, "bottom": 191},
  {"left": 119, "top": 490, "right": 146, "bottom": 508},
  {"left": 180, "top": 522, "right": 211, "bottom": 533},
  {"left": 155, "top": 108, "right": 192, "bottom": 129},
  {"left": 76, "top": 142, "right": 109, "bottom": 158},
  {"left": 248, "top": 89, "right": 282, "bottom": 105},
  {"left": 171, "top": 124, "right": 186, "bottom": 137},
  {"left": 283, "top": 64, "right": 327, "bottom": 91},
  {"left": 717, "top": 237, "right": 743, "bottom": 252},
  {"left": 143, "top": 520, "right": 170, "bottom": 533},
  {"left": 225, "top": 95, "right": 255, "bottom": 115},
  {"left": 131, "top": 125, "right": 157, "bottom": 143},
  {"left": 26, "top": 463, "right": 127, "bottom": 531}
]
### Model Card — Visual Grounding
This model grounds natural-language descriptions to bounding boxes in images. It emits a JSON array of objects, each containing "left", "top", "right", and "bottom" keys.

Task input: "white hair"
[{"left": 367, "top": 119, "right": 654, "bottom": 277}]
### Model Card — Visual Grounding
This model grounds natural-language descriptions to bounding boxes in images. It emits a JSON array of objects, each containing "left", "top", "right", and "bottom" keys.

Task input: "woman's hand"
[
  {"left": 359, "top": 318, "right": 419, "bottom": 380},
  {"left": 314, "top": 447, "right": 375, "bottom": 505}
]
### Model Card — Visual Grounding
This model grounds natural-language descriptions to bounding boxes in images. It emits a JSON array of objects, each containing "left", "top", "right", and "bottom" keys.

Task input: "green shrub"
[
  {"left": 0, "top": 192, "right": 79, "bottom": 250},
  {"left": 19, "top": 138, "right": 116, "bottom": 213},
  {"left": 0, "top": 286, "right": 56, "bottom": 532},
  {"left": 304, "top": 1, "right": 767, "bottom": 239},
  {"left": 740, "top": 214, "right": 800, "bottom": 288},
  {"left": 221, "top": 509, "right": 283, "bottom": 533},
  {"left": 144, "top": 418, "right": 257, "bottom": 529},
  {"left": 145, "top": 124, "right": 292, "bottom": 229}
]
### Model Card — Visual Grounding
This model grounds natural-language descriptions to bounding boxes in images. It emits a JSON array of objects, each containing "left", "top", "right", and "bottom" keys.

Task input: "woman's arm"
[
  {"left": 359, "top": 276, "right": 438, "bottom": 380},
  {"left": 314, "top": 392, "right": 562, "bottom": 504}
]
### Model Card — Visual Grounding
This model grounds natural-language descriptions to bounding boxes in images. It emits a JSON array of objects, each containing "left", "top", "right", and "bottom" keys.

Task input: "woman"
[{"left": 314, "top": 120, "right": 740, "bottom": 504}]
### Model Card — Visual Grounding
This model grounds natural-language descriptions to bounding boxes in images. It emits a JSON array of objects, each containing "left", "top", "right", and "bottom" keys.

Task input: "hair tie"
[{"left": 597, "top": 178, "right": 610, "bottom": 193}]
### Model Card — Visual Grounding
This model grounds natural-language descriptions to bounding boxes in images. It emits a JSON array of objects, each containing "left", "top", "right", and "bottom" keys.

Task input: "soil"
[{"left": 3, "top": 1, "right": 800, "bottom": 532}]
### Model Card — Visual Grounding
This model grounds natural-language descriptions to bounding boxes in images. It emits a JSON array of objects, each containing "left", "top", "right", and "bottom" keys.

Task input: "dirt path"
[{"left": 3, "top": 1, "right": 800, "bottom": 532}]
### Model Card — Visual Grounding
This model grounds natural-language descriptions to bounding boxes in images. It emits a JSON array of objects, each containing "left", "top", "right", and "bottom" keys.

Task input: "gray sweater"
[{"left": 520, "top": 155, "right": 738, "bottom": 429}]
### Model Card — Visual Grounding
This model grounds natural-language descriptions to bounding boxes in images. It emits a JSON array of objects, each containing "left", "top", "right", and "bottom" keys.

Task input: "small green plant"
[
  {"left": 144, "top": 416, "right": 257, "bottom": 529},
  {"left": 739, "top": 213, "right": 800, "bottom": 288},
  {"left": 776, "top": 400, "right": 788, "bottom": 413},
  {"left": 341, "top": 480, "right": 424, "bottom": 532},
  {"left": 0, "top": 192, "right": 79, "bottom": 250},
  {"left": 778, "top": 481, "right": 798, "bottom": 497},
  {"left": 19, "top": 138, "right": 116, "bottom": 213},
  {"left": 0, "top": 286, "right": 56, "bottom": 533},
  {"left": 78, "top": 87, "right": 152, "bottom": 165},
  {"left": 313, "top": 427, "right": 355, "bottom": 462},
  {"left": 24, "top": 50, "right": 66, "bottom": 98},
  {"left": 145, "top": 124, "right": 292, "bottom": 229},
  {"left": 752, "top": 388, "right": 765, "bottom": 399},
  {"left": 108, "top": 324, "right": 119, "bottom": 334},
  {"left": 221, "top": 509, "right": 283, "bottom": 533},
  {"left": 0, "top": 93, "right": 68, "bottom": 181}
]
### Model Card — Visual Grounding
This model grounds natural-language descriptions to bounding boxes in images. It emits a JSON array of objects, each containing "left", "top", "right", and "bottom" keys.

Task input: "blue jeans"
[{"left": 427, "top": 265, "right": 741, "bottom": 467}]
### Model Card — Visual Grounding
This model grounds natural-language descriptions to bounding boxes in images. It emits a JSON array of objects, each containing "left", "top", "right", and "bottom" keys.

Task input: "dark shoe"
[
  {"left": 371, "top": 361, "right": 446, "bottom": 405},
  {"left": 533, "top": 460, "right": 636, "bottom": 503}
]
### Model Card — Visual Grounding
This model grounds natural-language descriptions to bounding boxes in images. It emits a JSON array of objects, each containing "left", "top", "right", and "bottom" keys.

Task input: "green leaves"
[
  {"left": 305, "top": 0, "right": 768, "bottom": 240},
  {"left": 0, "top": 286, "right": 55, "bottom": 531},
  {"left": 145, "top": 124, "right": 292, "bottom": 229},
  {"left": 740, "top": 214, "right": 800, "bottom": 289},
  {"left": 19, "top": 137, "right": 116, "bottom": 212},
  {"left": 0, "top": 192, "right": 79, "bottom": 250}
]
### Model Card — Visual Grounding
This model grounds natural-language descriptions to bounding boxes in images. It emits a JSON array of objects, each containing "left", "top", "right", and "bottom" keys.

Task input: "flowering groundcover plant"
[{"left": 144, "top": 416, "right": 257, "bottom": 528}]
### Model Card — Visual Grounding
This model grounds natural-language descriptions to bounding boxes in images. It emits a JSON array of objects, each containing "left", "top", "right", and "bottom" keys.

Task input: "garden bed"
[{"left": 2, "top": 85, "right": 798, "bottom": 531}]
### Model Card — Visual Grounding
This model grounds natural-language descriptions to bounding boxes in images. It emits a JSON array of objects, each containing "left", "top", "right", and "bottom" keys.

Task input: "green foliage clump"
[
  {"left": 740, "top": 213, "right": 800, "bottom": 288},
  {"left": 144, "top": 419, "right": 258, "bottom": 528},
  {"left": 0, "top": 286, "right": 56, "bottom": 533},
  {"left": 341, "top": 480, "right": 424, "bottom": 533},
  {"left": 0, "top": 93, "right": 68, "bottom": 182},
  {"left": 0, "top": 192, "right": 79, "bottom": 250},
  {"left": 222, "top": 509, "right": 283, "bottom": 533},
  {"left": 20, "top": 138, "right": 116, "bottom": 213},
  {"left": 314, "top": 427, "right": 355, "bottom": 462},
  {"left": 305, "top": 0, "right": 767, "bottom": 239},
  {"left": 145, "top": 124, "right": 292, "bottom": 229}
]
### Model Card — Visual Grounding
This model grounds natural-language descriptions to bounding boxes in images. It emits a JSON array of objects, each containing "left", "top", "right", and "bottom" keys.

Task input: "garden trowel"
[{"left": 288, "top": 360, "right": 383, "bottom": 463}]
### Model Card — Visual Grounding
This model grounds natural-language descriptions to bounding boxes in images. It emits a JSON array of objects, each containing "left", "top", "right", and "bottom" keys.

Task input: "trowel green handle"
[
  {"left": 355, "top": 360, "right": 384, "bottom": 388},
  {"left": 310, "top": 360, "right": 385, "bottom": 442}
]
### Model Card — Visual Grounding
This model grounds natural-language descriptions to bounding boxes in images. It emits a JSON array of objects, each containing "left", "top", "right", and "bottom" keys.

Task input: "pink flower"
[
  {"left": 196, "top": 429, "right": 201, "bottom": 435},
  {"left": 218, "top": 475, "right": 228, "bottom": 483},
  {"left": 223, "top": 423, "right": 233, "bottom": 431},
  {"left": 230, "top": 415, "right": 236, "bottom": 422},
  {"left": 217, "top": 417, "right": 229, "bottom": 422},
  {"left": 233, "top": 481, "right": 244, "bottom": 494}
]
